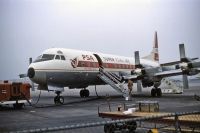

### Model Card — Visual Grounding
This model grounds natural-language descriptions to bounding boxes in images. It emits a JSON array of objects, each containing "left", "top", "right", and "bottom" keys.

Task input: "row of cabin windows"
[
  {"left": 103, "top": 63, "right": 134, "bottom": 69},
  {"left": 78, "top": 61, "right": 134, "bottom": 69},
  {"left": 79, "top": 62, "right": 99, "bottom": 68}
]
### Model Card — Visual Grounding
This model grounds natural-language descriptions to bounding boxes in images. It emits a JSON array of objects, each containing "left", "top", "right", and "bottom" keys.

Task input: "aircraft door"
[{"left": 93, "top": 54, "right": 103, "bottom": 67}]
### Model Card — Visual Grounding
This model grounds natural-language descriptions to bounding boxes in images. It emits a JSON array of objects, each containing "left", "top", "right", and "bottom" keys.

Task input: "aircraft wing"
[
  {"left": 160, "top": 58, "right": 199, "bottom": 66},
  {"left": 154, "top": 69, "right": 183, "bottom": 78}
]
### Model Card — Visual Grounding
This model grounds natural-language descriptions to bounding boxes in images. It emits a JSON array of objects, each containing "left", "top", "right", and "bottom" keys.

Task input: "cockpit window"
[
  {"left": 55, "top": 55, "right": 60, "bottom": 60},
  {"left": 34, "top": 54, "right": 55, "bottom": 62},
  {"left": 61, "top": 55, "right": 65, "bottom": 60}
]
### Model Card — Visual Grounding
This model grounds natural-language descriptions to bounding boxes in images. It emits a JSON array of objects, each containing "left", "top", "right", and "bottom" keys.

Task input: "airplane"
[{"left": 26, "top": 32, "right": 200, "bottom": 104}]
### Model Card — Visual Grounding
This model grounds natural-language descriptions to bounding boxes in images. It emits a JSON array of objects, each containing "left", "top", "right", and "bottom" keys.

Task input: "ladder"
[
  {"left": 161, "top": 78, "right": 183, "bottom": 94},
  {"left": 98, "top": 67, "right": 129, "bottom": 98}
]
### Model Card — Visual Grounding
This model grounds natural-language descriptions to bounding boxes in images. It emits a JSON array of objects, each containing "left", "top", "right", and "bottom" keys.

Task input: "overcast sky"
[{"left": 0, "top": 0, "right": 200, "bottom": 80}]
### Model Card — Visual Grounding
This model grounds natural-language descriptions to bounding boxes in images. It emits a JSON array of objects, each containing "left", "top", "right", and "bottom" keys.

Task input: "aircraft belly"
[{"left": 46, "top": 71, "right": 103, "bottom": 87}]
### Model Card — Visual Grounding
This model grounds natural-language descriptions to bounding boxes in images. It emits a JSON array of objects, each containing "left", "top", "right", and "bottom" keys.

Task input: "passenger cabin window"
[{"left": 34, "top": 54, "right": 55, "bottom": 62}]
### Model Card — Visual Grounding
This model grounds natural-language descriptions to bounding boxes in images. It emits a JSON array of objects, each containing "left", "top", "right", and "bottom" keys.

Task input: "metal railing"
[{"left": 11, "top": 111, "right": 200, "bottom": 133}]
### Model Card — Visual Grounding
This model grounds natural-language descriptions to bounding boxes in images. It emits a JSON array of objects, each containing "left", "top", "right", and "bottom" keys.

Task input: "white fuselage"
[{"left": 28, "top": 48, "right": 159, "bottom": 89}]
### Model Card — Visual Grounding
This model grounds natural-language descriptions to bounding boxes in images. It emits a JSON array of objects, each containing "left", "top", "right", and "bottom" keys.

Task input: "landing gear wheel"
[
  {"left": 157, "top": 88, "right": 162, "bottom": 97},
  {"left": 80, "top": 90, "right": 84, "bottom": 98},
  {"left": 151, "top": 88, "right": 156, "bottom": 97},
  {"left": 85, "top": 89, "right": 89, "bottom": 97},
  {"left": 80, "top": 89, "right": 90, "bottom": 98},
  {"left": 104, "top": 124, "right": 115, "bottom": 133},
  {"left": 126, "top": 121, "right": 137, "bottom": 133},
  {"left": 54, "top": 96, "right": 64, "bottom": 105},
  {"left": 13, "top": 103, "right": 24, "bottom": 109}
]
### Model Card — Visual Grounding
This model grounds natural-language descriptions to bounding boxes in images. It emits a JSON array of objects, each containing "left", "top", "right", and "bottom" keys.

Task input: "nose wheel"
[
  {"left": 54, "top": 91, "right": 64, "bottom": 105},
  {"left": 80, "top": 89, "right": 90, "bottom": 98}
]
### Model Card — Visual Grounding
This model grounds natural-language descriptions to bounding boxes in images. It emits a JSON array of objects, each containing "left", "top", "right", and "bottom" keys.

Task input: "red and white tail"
[{"left": 142, "top": 31, "right": 159, "bottom": 62}]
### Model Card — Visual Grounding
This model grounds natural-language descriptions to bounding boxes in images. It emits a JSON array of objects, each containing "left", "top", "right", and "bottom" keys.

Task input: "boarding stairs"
[
  {"left": 98, "top": 67, "right": 129, "bottom": 98},
  {"left": 161, "top": 78, "right": 183, "bottom": 94}
]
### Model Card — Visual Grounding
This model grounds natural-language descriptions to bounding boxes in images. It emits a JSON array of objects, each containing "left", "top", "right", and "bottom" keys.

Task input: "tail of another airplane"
[{"left": 142, "top": 31, "right": 159, "bottom": 62}]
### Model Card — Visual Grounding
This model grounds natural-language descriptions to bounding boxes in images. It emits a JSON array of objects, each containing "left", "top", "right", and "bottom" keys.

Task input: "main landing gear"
[
  {"left": 80, "top": 89, "right": 90, "bottom": 98},
  {"left": 54, "top": 91, "right": 64, "bottom": 105},
  {"left": 151, "top": 87, "right": 162, "bottom": 97}
]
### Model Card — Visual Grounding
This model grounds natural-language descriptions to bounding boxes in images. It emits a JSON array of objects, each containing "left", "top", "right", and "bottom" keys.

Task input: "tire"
[
  {"left": 151, "top": 88, "right": 156, "bottom": 97},
  {"left": 157, "top": 88, "right": 162, "bottom": 97},
  {"left": 80, "top": 90, "right": 84, "bottom": 98},
  {"left": 127, "top": 121, "right": 137, "bottom": 133},
  {"left": 58, "top": 96, "right": 64, "bottom": 104},
  {"left": 107, "top": 124, "right": 115, "bottom": 133},
  {"left": 104, "top": 124, "right": 109, "bottom": 133},
  {"left": 54, "top": 96, "right": 60, "bottom": 105},
  {"left": 148, "top": 130, "right": 153, "bottom": 133},
  {"left": 54, "top": 96, "right": 64, "bottom": 105},
  {"left": 13, "top": 103, "right": 24, "bottom": 109},
  {"left": 85, "top": 90, "right": 90, "bottom": 97}
]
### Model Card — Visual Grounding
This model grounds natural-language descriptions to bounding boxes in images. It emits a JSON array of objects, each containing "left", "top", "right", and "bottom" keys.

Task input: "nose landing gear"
[{"left": 54, "top": 91, "right": 64, "bottom": 105}]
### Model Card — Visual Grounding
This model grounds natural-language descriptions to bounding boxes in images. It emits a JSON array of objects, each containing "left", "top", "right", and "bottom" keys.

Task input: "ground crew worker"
[{"left": 128, "top": 79, "right": 133, "bottom": 96}]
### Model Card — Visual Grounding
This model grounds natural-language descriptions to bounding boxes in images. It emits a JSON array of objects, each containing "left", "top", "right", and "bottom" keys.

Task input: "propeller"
[
  {"left": 179, "top": 44, "right": 189, "bottom": 89},
  {"left": 136, "top": 80, "right": 142, "bottom": 93},
  {"left": 19, "top": 57, "right": 35, "bottom": 91},
  {"left": 131, "top": 51, "right": 145, "bottom": 78},
  {"left": 177, "top": 44, "right": 200, "bottom": 74},
  {"left": 132, "top": 51, "right": 144, "bottom": 93},
  {"left": 29, "top": 57, "right": 35, "bottom": 91},
  {"left": 179, "top": 43, "right": 186, "bottom": 61}
]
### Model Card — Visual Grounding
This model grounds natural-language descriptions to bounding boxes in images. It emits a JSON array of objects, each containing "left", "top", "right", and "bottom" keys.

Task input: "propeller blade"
[
  {"left": 29, "top": 57, "right": 32, "bottom": 64},
  {"left": 135, "top": 51, "right": 140, "bottom": 67},
  {"left": 31, "top": 81, "right": 35, "bottom": 91},
  {"left": 19, "top": 74, "right": 27, "bottom": 78},
  {"left": 29, "top": 57, "right": 35, "bottom": 91},
  {"left": 179, "top": 44, "right": 186, "bottom": 61},
  {"left": 137, "top": 80, "right": 142, "bottom": 93},
  {"left": 182, "top": 75, "right": 189, "bottom": 89},
  {"left": 191, "top": 62, "right": 200, "bottom": 68}
]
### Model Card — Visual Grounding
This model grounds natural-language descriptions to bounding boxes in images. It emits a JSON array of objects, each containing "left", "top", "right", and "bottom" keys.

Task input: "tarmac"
[{"left": 0, "top": 80, "right": 200, "bottom": 133}]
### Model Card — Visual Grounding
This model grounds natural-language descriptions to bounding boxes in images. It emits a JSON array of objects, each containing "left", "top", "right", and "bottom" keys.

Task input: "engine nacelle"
[
  {"left": 183, "top": 68, "right": 199, "bottom": 76},
  {"left": 179, "top": 62, "right": 189, "bottom": 70},
  {"left": 131, "top": 68, "right": 145, "bottom": 76}
]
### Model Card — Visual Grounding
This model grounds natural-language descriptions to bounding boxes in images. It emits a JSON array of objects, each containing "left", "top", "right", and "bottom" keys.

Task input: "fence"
[{"left": 10, "top": 111, "right": 200, "bottom": 133}]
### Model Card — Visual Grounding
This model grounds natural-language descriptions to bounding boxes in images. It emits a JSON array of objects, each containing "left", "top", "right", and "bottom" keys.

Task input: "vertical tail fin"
[{"left": 142, "top": 31, "right": 159, "bottom": 62}]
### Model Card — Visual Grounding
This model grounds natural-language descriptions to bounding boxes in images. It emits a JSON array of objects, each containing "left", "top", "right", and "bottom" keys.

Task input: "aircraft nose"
[{"left": 28, "top": 67, "right": 35, "bottom": 78}]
